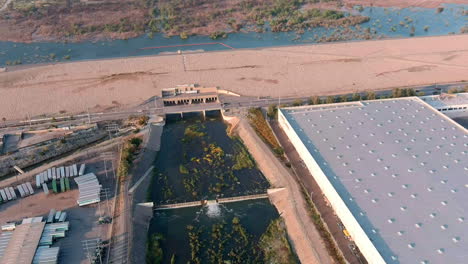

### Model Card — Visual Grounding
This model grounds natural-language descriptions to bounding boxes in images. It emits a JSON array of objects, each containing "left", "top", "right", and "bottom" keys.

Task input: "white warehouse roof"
[{"left": 279, "top": 97, "right": 468, "bottom": 264}]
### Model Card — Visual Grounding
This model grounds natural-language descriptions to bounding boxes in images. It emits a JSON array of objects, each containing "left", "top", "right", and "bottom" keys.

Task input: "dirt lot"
[
  {"left": 1, "top": 35, "right": 468, "bottom": 121},
  {"left": 0, "top": 154, "right": 118, "bottom": 264}
]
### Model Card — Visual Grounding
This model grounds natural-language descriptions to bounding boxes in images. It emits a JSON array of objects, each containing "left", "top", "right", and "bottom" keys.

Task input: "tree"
[
  {"left": 392, "top": 88, "right": 402, "bottom": 98},
  {"left": 366, "top": 91, "right": 376, "bottom": 100},
  {"left": 407, "top": 88, "right": 416, "bottom": 96},
  {"left": 292, "top": 99, "right": 303, "bottom": 106},
  {"left": 2, "top": 117, "right": 5, "bottom": 127},
  {"left": 326, "top": 96, "right": 335, "bottom": 104},
  {"left": 400, "top": 88, "right": 408, "bottom": 97},
  {"left": 308, "top": 96, "right": 320, "bottom": 105},
  {"left": 340, "top": 95, "right": 348, "bottom": 102},
  {"left": 351, "top": 92, "right": 361, "bottom": 101},
  {"left": 448, "top": 87, "right": 459, "bottom": 94},
  {"left": 267, "top": 104, "right": 277, "bottom": 119}
]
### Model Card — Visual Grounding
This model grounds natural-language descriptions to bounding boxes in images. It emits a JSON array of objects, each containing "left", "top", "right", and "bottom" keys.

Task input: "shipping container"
[
  {"left": 58, "top": 212, "right": 67, "bottom": 222},
  {"left": 17, "top": 185, "right": 25, "bottom": 197},
  {"left": 60, "top": 178, "right": 65, "bottom": 193},
  {"left": 9, "top": 187, "right": 16, "bottom": 199},
  {"left": 60, "top": 167, "right": 65, "bottom": 178},
  {"left": 43, "top": 184, "right": 49, "bottom": 195},
  {"left": 36, "top": 174, "right": 41, "bottom": 188},
  {"left": 26, "top": 182, "right": 34, "bottom": 195},
  {"left": 54, "top": 211, "right": 62, "bottom": 221},
  {"left": 47, "top": 209, "right": 56, "bottom": 223},
  {"left": 0, "top": 189, "right": 7, "bottom": 201},
  {"left": 72, "top": 164, "right": 78, "bottom": 176},
  {"left": 52, "top": 179, "right": 58, "bottom": 193},
  {"left": 65, "top": 166, "right": 70, "bottom": 177},
  {"left": 47, "top": 168, "right": 52, "bottom": 180},
  {"left": 40, "top": 172, "right": 45, "bottom": 184},
  {"left": 52, "top": 167, "right": 56, "bottom": 179},
  {"left": 78, "top": 164, "right": 86, "bottom": 176},
  {"left": 22, "top": 183, "right": 29, "bottom": 195},
  {"left": 65, "top": 178, "right": 70, "bottom": 191},
  {"left": 5, "top": 188, "right": 12, "bottom": 200}
]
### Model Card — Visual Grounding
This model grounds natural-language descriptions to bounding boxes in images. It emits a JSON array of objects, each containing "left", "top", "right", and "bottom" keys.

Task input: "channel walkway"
[{"left": 138, "top": 191, "right": 273, "bottom": 211}]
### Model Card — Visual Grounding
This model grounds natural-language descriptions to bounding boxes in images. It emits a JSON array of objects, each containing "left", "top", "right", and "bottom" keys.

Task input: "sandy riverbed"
[{"left": 0, "top": 34, "right": 467, "bottom": 120}]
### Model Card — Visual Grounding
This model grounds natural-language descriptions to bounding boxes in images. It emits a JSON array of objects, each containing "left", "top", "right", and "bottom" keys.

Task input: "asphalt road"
[{"left": 0, "top": 81, "right": 464, "bottom": 133}]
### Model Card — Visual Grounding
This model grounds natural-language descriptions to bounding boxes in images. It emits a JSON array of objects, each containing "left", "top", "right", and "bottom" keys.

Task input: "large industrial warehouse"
[{"left": 278, "top": 97, "right": 467, "bottom": 264}]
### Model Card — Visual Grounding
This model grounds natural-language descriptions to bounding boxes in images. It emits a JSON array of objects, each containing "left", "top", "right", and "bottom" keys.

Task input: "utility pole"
[{"left": 87, "top": 107, "right": 91, "bottom": 124}]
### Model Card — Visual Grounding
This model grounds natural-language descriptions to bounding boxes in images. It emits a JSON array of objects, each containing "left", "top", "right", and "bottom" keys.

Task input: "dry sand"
[{"left": 1, "top": 35, "right": 468, "bottom": 120}]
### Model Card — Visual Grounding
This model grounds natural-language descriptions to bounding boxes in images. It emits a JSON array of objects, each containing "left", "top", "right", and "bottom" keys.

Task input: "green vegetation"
[
  {"left": 232, "top": 143, "right": 255, "bottom": 171},
  {"left": 183, "top": 124, "right": 206, "bottom": 142},
  {"left": 448, "top": 86, "right": 468, "bottom": 94},
  {"left": 179, "top": 164, "right": 189, "bottom": 174},
  {"left": 187, "top": 225, "right": 202, "bottom": 264},
  {"left": 308, "top": 95, "right": 321, "bottom": 105},
  {"left": 267, "top": 104, "right": 278, "bottom": 119},
  {"left": 259, "top": 218, "right": 298, "bottom": 264},
  {"left": 209, "top": 31, "right": 227, "bottom": 40},
  {"left": 117, "top": 136, "right": 142, "bottom": 180},
  {"left": 248, "top": 108, "right": 284, "bottom": 157},
  {"left": 292, "top": 99, "right": 303, "bottom": 106},
  {"left": 145, "top": 0, "right": 369, "bottom": 39},
  {"left": 146, "top": 233, "right": 164, "bottom": 264}
]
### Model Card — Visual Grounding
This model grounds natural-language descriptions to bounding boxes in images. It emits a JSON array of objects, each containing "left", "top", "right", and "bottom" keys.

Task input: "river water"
[{"left": 0, "top": 4, "right": 466, "bottom": 66}]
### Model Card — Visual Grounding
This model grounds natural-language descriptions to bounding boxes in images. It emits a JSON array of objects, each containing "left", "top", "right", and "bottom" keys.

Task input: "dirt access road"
[
  {"left": 231, "top": 117, "right": 335, "bottom": 264},
  {"left": 1, "top": 35, "right": 468, "bottom": 120}
]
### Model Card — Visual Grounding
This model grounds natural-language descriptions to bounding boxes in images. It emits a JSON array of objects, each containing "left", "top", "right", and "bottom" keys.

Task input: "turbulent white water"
[{"left": 206, "top": 202, "right": 222, "bottom": 218}]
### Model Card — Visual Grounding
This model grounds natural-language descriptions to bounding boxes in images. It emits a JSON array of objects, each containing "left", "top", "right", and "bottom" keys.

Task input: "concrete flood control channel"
[{"left": 144, "top": 112, "right": 297, "bottom": 263}]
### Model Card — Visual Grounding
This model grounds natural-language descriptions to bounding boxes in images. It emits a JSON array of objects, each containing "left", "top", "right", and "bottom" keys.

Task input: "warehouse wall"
[{"left": 278, "top": 109, "right": 386, "bottom": 264}]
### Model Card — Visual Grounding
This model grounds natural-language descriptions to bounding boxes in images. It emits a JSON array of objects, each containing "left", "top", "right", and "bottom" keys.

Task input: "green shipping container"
[
  {"left": 52, "top": 179, "right": 58, "bottom": 193},
  {"left": 65, "top": 178, "right": 70, "bottom": 191},
  {"left": 60, "top": 178, "right": 65, "bottom": 193}
]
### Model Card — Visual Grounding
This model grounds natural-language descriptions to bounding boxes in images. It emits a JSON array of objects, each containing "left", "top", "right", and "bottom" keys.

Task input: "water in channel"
[{"left": 147, "top": 112, "right": 294, "bottom": 264}]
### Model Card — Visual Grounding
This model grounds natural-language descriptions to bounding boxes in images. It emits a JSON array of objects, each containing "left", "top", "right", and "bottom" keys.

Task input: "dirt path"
[{"left": 232, "top": 117, "right": 333, "bottom": 264}]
